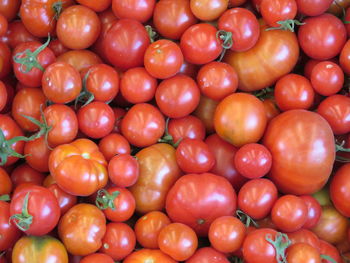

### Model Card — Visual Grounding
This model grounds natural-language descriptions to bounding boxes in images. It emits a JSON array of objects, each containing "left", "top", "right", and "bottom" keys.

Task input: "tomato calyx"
[
  {"left": 145, "top": 25, "right": 157, "bottom": 43},
  {"left": 236, "top": 210, "right": 259, "bottom": 227},
  {"left": 265, "top": 232, "right": 291, "bottom": 263},
  {"left": 320, "top": 254, "right": 337, "bottom": 263},
  {"left": 13, "top": 35, "right": 51, "bottom": 73},
  {"left": 216, "top": 30, "right": 233, "bottom": 61},
  {"left": 265, "top": 20, "right": 305, "bottom": 32},
  {"left": 52, "top": 1, "right": 64, "bottom": 20},
  {"left": 10, "top": 192, "right": 33, "bottom": 232},
  {"left": 158, "top": 118, "right": 182, "bottom": 148},
  {"left": 0, "top": 195, "right": 10, "bottom": 201},
  {"left": 95, "top": 189, "right": 120, "bottom": 211},
  {"left": 75, "top": 70, "right": 94, "bottom": 109}
]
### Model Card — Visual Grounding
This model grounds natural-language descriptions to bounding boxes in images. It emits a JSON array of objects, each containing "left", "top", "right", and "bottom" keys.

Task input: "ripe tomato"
[
  {"left": 77, "top": 0, "right": 111, "bottom": 12},
  {"left": 58, "top": 203, "right": 106, "bottom": 256},
  {"left": 158, "top": 223, "right": 198, "bottom": 261},
  {"left": 47, "top": 183, "right": 77, "bottom": 215},
  {"left": 10, "top": 185, "right": 60, "bottom": 235},
  {"left": 0, "top": 81, "right": 7, "bottom": 112},
  {"left": 0, "top": 167, "right": 11, "bottom": 195},
  {"left": 214, "top": 93, "right": 267, "bottom": 147},
  {"left": 49, "top": 138, "right": 108, "bottom": 196},
  {"left": 1, "top": 20, "right": 39, "bottom": 49},
  {"left": 186, "top": 247, "right": 230, "bottom": 263},
  {"left": 56, "top": 5, "right": 101, "bottom": 50},
  {"left": 0, "top": 201, "right": 21, "bottom": 251},
  {"left": 300, "top": 195, "right": 322, "bottom": 229},
  {"left": 263, "top": 110, "right": 335, "bottom": 195},
  {"left": 80, "top": 253, "right": 114, "bottom": 263},
  {"left": 286, "top": 243, "right": 321, "bottom": 263},
  {"left": 340, "top": 40, "right": 350, "bottom": 75},
  {"left": 263, "top": 98, "right": 280, "bottom": 122},
  {"left": 0, "top": 43, "right": 11, "bottom": 79},
  {"left": 193, "top": 95, "right": 218, "bottom": 134},
  {"left": 98, "top": 133, "right": 130, "bottom": 162},
  {"left": 48, "top": 38, "right": 70, "bottom": 57},
  {"left": 112, "top": 0, "right": 155, "bottom": 23},
  {"left": 123, "top": 249, "right": 177, "bottom": 263},
  {"left": 166, "top": 173, "right": 237, "bottom": 236},
  {"left": 319, "top": 240, "right": 342, "bottom": 263},
  {"left": 24, "top": 137, "right": 51, "bottom": 172},
  {"left": 57, "top": 50, "right": 102, "bottom": 72},
  {"left": 287, "top": 229, "right": 320, "bottom": 251},
  {"left": 0, "top": 0, "right": 20, "bottom": 21},
  {"left": 134, "top": 211, "right": 171, "bottom": 249},
  {"left": 121, "top": 103, "right": 165, "bottom": 148},
  {"left": 330, "top": 164, "right": 350, "bottom": 217},
  {"left": 0, "top": 14, "right": 8, "bottom": 37},
  {"left": 11, "top": 163, "right": 45, "bottom": 188},
  {"left": 260, "top": 0, "right": 297, "bottom": 27},
  {"left": 108, "top": 154, "right": 139, "bottom": 188},
  {"left": 12, "top": 235, "right": 68, "bottom": 263},
  {"left": 100, "top": 222, "right": 136, "bottom": 261},
  {"left": 190, "top": 0, "right": 228, "bottom": 21},
  {"left": 296, "top": 0, "right": 333, "bottom": 16},
  {"left": 130, "top": 143, "right": 182, "bottom": 214},
  {"left": 168, "top": 115, "right": 206, "bottom": 143}
]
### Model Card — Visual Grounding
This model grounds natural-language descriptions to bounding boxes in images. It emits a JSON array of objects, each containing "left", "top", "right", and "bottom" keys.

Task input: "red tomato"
[
  {"left": 47, "top": 183, "right": 77, "bottom": 215},
  {"left": 168, "top": 115, "right": 206, "bottom": 143},
  {"left": 0, "top": 0, "right": 20, "bottom": 21},
  {"left": 288, "top": 229, "right": 320, "bottom": 251},
  {"left": 0, "top": 167, "right": 11, "bottom": 195},
  {"left": 0, "top": 201, "right": 21, "bottom": 251},
  {"left": 186, "top": 247, "right": 230, "bottom": 263},
  {"left": 319, "top": 240, "right": 342, "bottom": 263},
  {"left": 77, "top": 0, "right": 111, "bottom": 12},
  {"left": 1, "top": 20, "right": 39, "bottom": 49},
  {"left": 166, "top": 173, "right": 237, "bottom": 236},
  {"left": 48, "top": 39, "right": 70, "bottom": 57},
  {"left": 193, "top": 95, "right": 219, "bottom": 134},
  {"left": 286, "top": 243, "right": 321, "bottom": 263},
  {"left": 24, "top": 137, "right": 51, "bottom": 173},
  {"left": 300, "top": 195, "right": 322, "bottom": 229},
  {"left": 296, "top": 0, "right": 333, "bottom": 16},
  {"left": 108, "top": 154, "right": 139, "bottom": 188},
  {"left": 340, "top": 40, "right": 350, "bottom": 75},
  {"left": 11, "top": 164, "right": 45, "bottom": 188},
  {"left": 10, "top": 184, "right": 60, "bottom": 235},
  {"left": 80, "top": 253, "right": 114, "bottom": 263},
  {"left": 190, "top": 0, "right": 228, "bottom": 21},
  {"left": 98, "top": 133, "right": 130, "bottom": 162},
  {"left": 57, "top": 50, "right": 102, "bottom": 72},
  {"left": 0, "top": 81, "right": 7, "bottom": 112},
  {"left": 112, "top": 0, "right": 155, "bottom": 23},
  {"left": 263, "top": 98, "right": 280, "bottom": 122},
  {"left": 330, "top": 164, "right": 350, "bottom": 217},
  {"left": 0, "top": 43, "right": 11, "bottom": 80},
  {"left": 124, "top": 249, "right": 177, "bottom": 263},
  {"left": 260, "top": 0, "right": 297, "bottom": 27}
]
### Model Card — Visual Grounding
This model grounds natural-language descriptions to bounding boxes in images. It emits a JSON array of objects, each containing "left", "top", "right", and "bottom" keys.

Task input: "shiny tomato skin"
[
  {"left": 263, "top": 98, "right": 280, "bottom": 122},
  {"left": 77, "top": 0, "right": 111, "bottom": 12},
  {"left": 287, "top": 229, "right": 320, "bottom": 251},
  {"left": 0, "top": 42, "right": 11, "bottom": 79},
  {"left": 319, "top": 240, "right": 342, "bottom": 263},
  {"left": 112, "top": 0, "right": 155, "bottom": 23},
  {"left": 123, "top": 249, "right": 177, "bottom": 263},
  {"left": 286, "top": 243, "right": 321, "bottom": 263},
  {"left": 300, "top": 195, "right": 322, "bottom": 229},
  {"left": 166, "top": 173, "right": 237, "bottom": 236},
  {"left": 98, "top": 133, "right": 131, "bottom": 162},
  {"left": 24, "top": 137, "right": 51, "bottom": 173},
  {"left": 0, "top": 201, "right": 21, "bottom": 251},
  {"left": 263, "top": 110, "right": 335, "bottom": 195},
  {"left": 47, "top": 183, "right": 77, "bottom": 215},
  {"left": 0, "top": 0, "right": 20, "bottom": 21},
  {"left": 190, "top": 0, "right": 228, "bottom": 21},
  {"left": 57, "top": 50, "right": 102, "bottom": 72},
  {"left": 108, "top": 154, "right": 139, "bottom": 188},
  {"left": 296, "top": 0, "right": 333, "bottom": 16},
  {"left": 10, "top": 163, "right": 45, "bottom": 188},
  {"left": 186, "top": 247, "right": 230, "bottom": 263},
  {"left": 193, "top": 95, "right": 218, "bottom": 134},
  {"left": 340, "top": 40, "right": 350, "bottom": 75},
  {"left": 214, "top": 93, "right": 267, "bottom": 147},
  {"left": 80, "top": 253, "right": 114, "bottom": 263},
  {"left": 261, "top": 0, "right": 297, "bottom": 27},
  {"left": 168, "top": 115, "right": 206, "bottom": 143},
  {"left": 330, "top": 164, "right": 350, "bottom": 217}
]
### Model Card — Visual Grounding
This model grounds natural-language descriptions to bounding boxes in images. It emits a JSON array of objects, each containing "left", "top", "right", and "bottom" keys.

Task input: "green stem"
[
  {"left": 145, "top": 25, "right": 157, "bottom": 43},
  {"left": 0, "top": 195, "right": 10, "bottom": 201},
  {"left": 236, "top": 209, "right": 259, "bottom": 228},
  {"left": 216, "top": 30, "right": 233, "bottom": 62},
  {"left": 74, "top": 69, "right": 94, "bottom": 109},
  {"left": 320, "top": 254, "right": 337, "bottom": 263},
  {"left": 265, "top": 19, "right": 305, "bottom": 32},
  {"left": 265, "top": 232, "right": 291, "bottom": 263},
  {"left": 95, "top": 189, "right": 120, "bottom": 211},
  {"left": 9, "top": 192, "right": 33, "bottom": 231},
  {"left": 52, "top": 1, "right": 63, "bottom": 20}
]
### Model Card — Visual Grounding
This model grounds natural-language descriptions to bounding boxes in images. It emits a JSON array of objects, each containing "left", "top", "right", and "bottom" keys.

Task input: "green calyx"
[
  {"left": 74, "top": 69, "right": 94, "bottom": 109},
  {"left": 236, "top": 209, "right": 259, "bottom": 228},
  {"left": 158, "top": 118, "right": 182, "bottom": 148},
  {"left": 265, "top": 232, "right": 291, "bottom": 263},
  {"left": 216, "top": 30, "right": 233, "bottom": 62},
  {"left": 95, "top": 189, "right": 120, "bottom": 211},
  {"left": 0, "top": 195, "right": 10, "bottom": 201},
  {"left": 265, "top": 19, "right": 305, "bottom": 32},
  {"left": 9, "top": 192, "right": 33, "bottom": 232}
]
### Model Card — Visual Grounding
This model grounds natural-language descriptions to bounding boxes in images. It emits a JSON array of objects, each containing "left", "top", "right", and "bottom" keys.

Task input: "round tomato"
[
  {"left": 77, "top": 0, "right": 111, "bottom": 12},
  {"left": 0, "top": 43, "right": 11, "bottom": 79},
  {"left": 57, "top": 50, "right": 102, "bottom": 72},
  {"left": 47, "top": 183, "right": 77, "bottom": 215},
  {"left": 340, "top": 39, "right": 350, "bottom": 75},
  {"left": 288, "top": 229, "right": 320, "bottom": 251},
  {"left": 1, "top": 20, "right": 39, "bottom": 49},
  {"left": 186, "top": 247, "right": 230, "bottom": 263},
  {"left": 193, "top": 95, "right": 218, "bottom": 134},
  {"left": 319, "top": 240, "right": 342, "bottom": 263},
  {"left": 124, "top": 249, "right": 177, "bottom": 263},
  {"left": 98, "top": 133, "right": 131, "bottom": 162},
  {"left": 167, "top": 115, "right": 205, "bottom": 144},
  {"left": 191, "top": 0, "right": 228, "bottom": 21},
  {"left": 0, "top": 167, "right": 11, "bottom": 195},
  {"left": 300, "top": 195, "right": 322, "bottom": 229},
  {"left": 0, "top": 0, "right": 20, "bottom": 21},
  {"left": 80, "top": 253, "right": 114, "bottom": 263},
  {"left": 112, "top": 0, "right": 155, "bottom": 23},
  {"left": 286, "top": 243, "right": 321, "bottom": 263},
  {"left": 48, "top": 38, "right": 70, "bottom": 57},
  {"left": 10, "top": 163, "right": 45, "bottom": 188},
  {"left": 260, "top": 0, "right": 297, "bottom": 27},
  {"left": 263, "top": 98, "right": 280, "bottom": 122},
  {"left": 296, "top": 0, "right": 333, "bottom": 16},
  {"left": 0, "top": 201, "right": 21, "bottom": 251},
  {"left": 108, "top": 154, "right": 139, "bottom": 188},
  {"left": 24, "top": 137, "right": 51, "bottom": 172},
  {"left": 330, "top": 164, "right": 350, "bottom": 217}
]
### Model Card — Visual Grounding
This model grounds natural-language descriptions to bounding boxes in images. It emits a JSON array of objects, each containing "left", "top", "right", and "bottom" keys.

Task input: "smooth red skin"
[
  {"left": 340, "top": 40, "right": 350, "bottom": 75},
  {"left": 124, "top": 249, "right": 177, "bottom": 263},
  {"left": 311, "top": 61, "right": 344, "bottom": 96},
  {"left": 156, "top": 74, "right": 200, "bottom": 118},
  {"left": 193, "top": 95, "right": 218, "bottom": 134},
  {"left": 197, "top": 62, "right": 238, "bottom": 101},
  {"left": 0, "top": 201, "right": 21, "bottom": 251},
  {"left": 300, "top": 195, "right": 322, "bottom": 229},
  {"left": 98, "top": 133, "right": 130, "bottom": 162},
  {"left": 121, "top": 103, "right": 165, "bottom": 148},
  {"left": 80, "top": 253, "right": 114, "bottom": 263},
  {"left": 48, "top": 39, "right": 70, "bottom": 57},
  {"left": 1, "top": 21, "right": 39, "bottom": 49},
  {"left": 10, "top": 185, "right": 60, "bottom": 236},
  {"left": 120, "top": 67, "right": 157, "bottom": 104},
  {"left": 263, "top": 110, "right": 335, "bottom": 195},
  {"left": 186, "top": 247, "right": 229, "bottom": 263},
  {"left": 218, "top": 8, "right": 259, "bottom": 52},
  {"left": 317, "top": 95, "right": 350, "bottom": 135},
  {"left": 288, "top": 229, "right": 320, "bottom": 251},
  {"left": 263, "top": 99, "right": 280, "bottom": 122},
  {"left": 112, "top": 0, "right": 154, "bottom": 23},
  {"left": 0, "top": 167, "right": 11, "bottom": 195},
  {"left": 330, "top": 164, "right": 350, "bottom": 217},
  {"left": 135, "top": 211, "right": 171, "bottom": 249},
  {"left": 104, "top": 19, "right": 150, "bottom": 70},
  {"left": 176, "top": 139, "right": 215, "bottom": 174},
  {"left": 274, "top": 74, "right": 314, "bottom": 111},
  {"left": 144, "top": 40, "right": 184, "bottom": 80},
  {"left": 112, "top": 107, "right": 126, "bottom": 133},
  {"left": 1, "top": 80, "right": 16, "bottom": 114},
  {"left": 319, "top": 240, "right": 342, "bottom": 263},
  {"left": 13, "top": 41, "right": 56, "bottom": 88},
  {"left": 77, "top": 0, "right": 111, "bottom": 12},
  {"left": 47, "top": 183, "right": 77, "bottom": 215},
  {"left": 57, "top": 50, "right": 102, "bottom": 72},
  {"left": 100, "top": 222, "right": 136, "bottom": 261},
  {"left": 304, "top": 59, "right": 321, "bottom": 79},
  {"left": 10, "top": 164, "right": 45, "bottom": 188},
  {"left": 242, "top": 228, "right": 278, "bottom": 263},
  {"left": 234, "top": 143, "right": 272, "bottom": 179},
  {"left": 296, "top": 0, "right": 333, "bottom": 16},
  {"left": 180, "top": 23, "right": 222, "bottom": 65},
  {"left": 260, "top": 0, "right": 297, "bottom": 27},
  {"left": 179, "top": 61, "right": 200, "bottom": 79},
  {"left": 42, "top": 61, "right": 82, "bottom": 104},
  {"left": 24, "top": 137, "right": 51, "bottom": 173},
  {"left": 85, "top": 64, "right": 119, "bottom": 102},
  {"left": 78, "top": 102, "right": 115, "bottom": 139},
  {"left": 0, "top": 81, "right": 7, "bottom": 112},
  {"left": 298, "top": 14, "right": 347, "bottom": 60},
  {"left": 0, "top": 43, "right": 11, "bottom": 79},
  {"left": 108, "top": 154, "right": 139, "bottom": 188},
  {"left": 168, "top": 115, "right": 206, "bottom": 143},
  {"left": 238, "top": 178, "right": 278, "bottom": 220},
  {"left": 0, "top": 0, "right": 20, "bottom": 21},
  {"left": 0, "top": 114, "right": 25, "bottom": 166},
  {"left": 286, "top": 243, "right": 321, "bottom": 263},
  {"left": 43, "top": 104, "right": 78, "bottom": 147},
  {"left": 166, "top": 173, "right": 237, "bottom": 237}
]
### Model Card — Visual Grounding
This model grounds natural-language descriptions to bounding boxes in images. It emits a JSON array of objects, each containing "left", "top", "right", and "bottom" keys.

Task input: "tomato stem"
[
  {"left": 0, "top": 195, "right": 10, "bottom": 201},
  {"left": 95, "top": 189, "right": 120, "bottom": 211},
  {"left": 320, "top": 254, "right": 337, "bottom": 263},
  {"left": 265, "top": 19, "right": 305, "bottom": 32},
  {"left": 74, "top": 69, "right": 94, "bottom": 109},
  {"left": 158, "top": 118, "right": 182, "bottom": 147},
  {"left": 145, "top": 25, "right": 157, "bottom": 43},
  {"left": 52, "top": 1, "right": 63, "bottom": 20},
  {"left": 9, "top": 192, "right": 33, "bottom": 232},
  {"left": 216, "top": 30, "right": 233, "bottom": 62},
  {"left": 236, "top": 210, "right": 259, "bottom": 227},
  {"left": 265, "top": 232, "right": 291, "bottom": 263}
]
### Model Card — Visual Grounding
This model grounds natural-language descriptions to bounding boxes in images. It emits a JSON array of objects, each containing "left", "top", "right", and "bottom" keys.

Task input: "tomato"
[
  {"left": 180, "top": 23, "right": 222, "bottom": 65},
  {"left": 166, "top": 173, "right": 236, "bottom": 236},
  {"left": 224, "top": 23, "right": 299, "bottom": 92},
  {"left": 1, "top": 20, "right": 39, "bottom": 49},
  {"left": 194, "top": 95, "right": 219, "bottom": 134},
  {"left": 0, "top": 201, "right": 21, "bottom": 251},
  {"left": 0, "top": 43, "right": 11, "bottom": 80},
  {"left": 104, "top": 19, "right": 149, "bottom": 70},
  {"left": 186, "top": 247, "right": 229, "bottom": 263},
  {"left": 48, "top": 38, "right": 70, "bottom": 57},
  {"left": 234, "top": 143, "right": 272, "bottom": 179},
  {"left": 330, "top": 164, "right": 350, "bottom": 217},
  {"left": 0, "top": 167, "right": 11, "bottom": 195},
  {"left": 179, "top": 60, "right": 199, "bottom": 79},
  {"left": 135, "top": 211, "right": 171, "bottom": 249},
  {"left": 112, "top": 0, "right": 155, "bottom": 23},
  {"left": 288, "top": 229, "right": 320, "bottom": 251},
  {"left": 263, "top": 98, "right": 280, "bottom": 122},
  {"left": 24, "top": 137, "right": 51, "bottom": 172},
  {"left": 0, "top": 81, "right": 7, "bottom": 112},
  {"left": 130, "top": 143, "right": 182, "bottom": 214},
  {"left": 12, "top": 88, "right": 46, "bottom": 132},
  {"left": 168, "top": 115, "right": 205, "bottom": 144},
  {"left": 158, "top": 223, "right": 198, "bottom": 261},
  {"left": 263, "top": 110, "right": 335, "bottom": 195},
  {"left": 42, "top": 61, "right": 82, "bottom": 104},
  {"left": 124, "top": 249, "right": 177, "bottom": 263},
  {"left": 176, "top": 138, "right": 215, "bottom": 174},
  {"left": 298, "top": 14, "right": 346, "bottom": 60},
  {"left": 296, "top": 0, "right": 333, "bottom": 16},
  {"left": 260, "top": 0, "right": 297, "bottom": 27},
  {"left": 49, "top": 138, "right": 108, "bottom": 196},
  {"left": 121, "top": 103, "right": 165, "bottom": 148},
  {"left": 214, "top": 93, "right": 267, "bottom": 147},
  {"left": 80, "top": 253, "right": 114, "bottom": 263},
  {"left": 77, "top": 0, "right": 111, "bottom": 12},
  {"left": 98, "top": 133, "right": 130, "bottom": 162},
  {"left": 11, "top": 164, "right": 45, "bottom": 188},
  {"left": 108, "top": 154, "right": 139, "bottom": 188},
  {"left": 300, "top": 195, "right": 322, "bottom": 229},
  {"left": 340, "top": 40, "right": 350, "bottom": 75},
  {"left": 0, "top": 0, "right": 20, "bottom": 21},
  {"left": 144, "top": 40, "right": 183, "bottom": 80},
  {"left": 218, "top": 8, "right": 260, "bottom": 52},
  {"left": 120, "top": 67, "right": 157, "bottom": 104},
  {"left": 100, "top": 222, "right": 136, "bottom": 261},
  {"left": 319, "top": 240, "right": 342, "bottom": 263},
  {"left": 312, "top": 205, "right": 348, "bottom": 244},
  {"left": 286, "top": 243, "right": 321, "bottom": 263},
  {"left": 190, "top": 0, "right": 228, "bottom": 21},
  {"left": 197, "top": 61, "right": 238, "bottom": 101},
  {"left": 47, "top": 183, "right": 77, "bottom": 215},
  {"left": 57, "top": 50, "right": 102, "bottom": 72},
  {"left": 274, "top": 74, "right": 314, "bottom": 111},
  {"left": 12, "top": 235, "right": 68, "bottom": 263},
  {"left": 10, "top": 185, "right": 60, "bottom": 235},
  {"left": 317, "top": 95, "right": 350, "bottom": 135},
  {"left": 58, "top": 203, "right": 106, "bottom": 256},
  {"left": 57, "top": 5, "right": 101, "bottom": 50}
]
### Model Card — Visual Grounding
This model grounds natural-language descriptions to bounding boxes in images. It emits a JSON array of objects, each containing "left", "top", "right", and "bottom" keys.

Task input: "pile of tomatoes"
[{"left": 1, "top": 0, "right": 350, "bottom": 262}]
